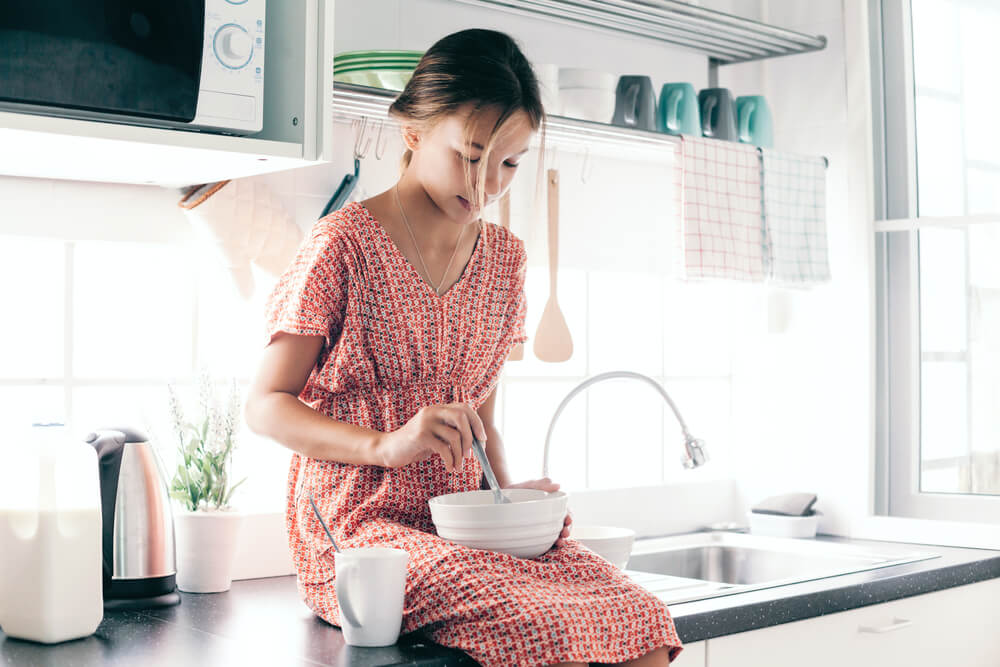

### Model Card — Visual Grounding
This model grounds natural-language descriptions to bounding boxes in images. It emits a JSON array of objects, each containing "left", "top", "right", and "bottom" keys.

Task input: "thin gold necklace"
[{"left": 393, "top": 184, "right": 467, "bottom": 296}]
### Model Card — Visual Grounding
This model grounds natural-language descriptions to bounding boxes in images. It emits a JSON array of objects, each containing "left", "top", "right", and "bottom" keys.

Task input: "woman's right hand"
[{"left": 376, "top": 403, "right": 488, "bottom": 473}]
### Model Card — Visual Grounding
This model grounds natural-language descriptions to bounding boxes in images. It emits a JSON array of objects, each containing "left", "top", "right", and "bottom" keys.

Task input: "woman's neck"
[{"left": 393, "top": 177, "right": 475, "bottom": 249}]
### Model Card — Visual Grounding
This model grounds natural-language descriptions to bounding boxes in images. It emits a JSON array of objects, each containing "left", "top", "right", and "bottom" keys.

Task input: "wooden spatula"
[
  {"left": 533, "top": 169, "right": 573, "bottom": 362},
  {"left": 499, "top": 191, "right": 525, "bottom": 361}
]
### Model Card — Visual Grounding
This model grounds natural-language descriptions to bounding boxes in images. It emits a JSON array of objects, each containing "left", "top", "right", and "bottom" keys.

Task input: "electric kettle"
[{"left": 87, "top": 427, "right": 180, "bottom": 609}]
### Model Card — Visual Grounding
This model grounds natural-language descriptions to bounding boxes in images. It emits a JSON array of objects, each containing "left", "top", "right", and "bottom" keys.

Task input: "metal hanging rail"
[
  {"left": 333, "top": 83, "right": 828, "bottom": 167},
  {"left": 450, "top": 0, "right": 826, "bottom": 64}
]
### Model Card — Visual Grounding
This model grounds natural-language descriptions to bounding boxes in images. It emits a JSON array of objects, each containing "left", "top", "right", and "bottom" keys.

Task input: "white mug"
[{"left": 334, "top": 547, "right": 409, "bottom": 647}]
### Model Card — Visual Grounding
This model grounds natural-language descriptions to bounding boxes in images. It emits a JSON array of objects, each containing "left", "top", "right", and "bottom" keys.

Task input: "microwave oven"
[{"left": 0, "top": 0, "right": 266, "bottom": 135}]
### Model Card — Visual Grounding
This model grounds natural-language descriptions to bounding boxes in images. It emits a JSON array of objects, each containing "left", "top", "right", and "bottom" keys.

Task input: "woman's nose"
[{"left": 481, "top": 166, "right": 503, "bottom": 199}]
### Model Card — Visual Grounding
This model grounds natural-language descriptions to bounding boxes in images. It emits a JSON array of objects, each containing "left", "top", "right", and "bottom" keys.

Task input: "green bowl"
[
  {"left": 334, "top": 69, "right": 414, "bottom": 91},
  {"left": 334, "top": 61, "right": 419, "bottom": 73},
  {"left": 334, "top": 49, "right": 423, "bottom": 63}
]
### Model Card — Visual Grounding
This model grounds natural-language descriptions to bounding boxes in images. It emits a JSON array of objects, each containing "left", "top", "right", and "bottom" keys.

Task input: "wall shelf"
[
  {"left": 333, "top": 81, "right": 680, "bottom": 159},
  {"left": 451, "top": 0, "right": 826, "bottom": 84}
]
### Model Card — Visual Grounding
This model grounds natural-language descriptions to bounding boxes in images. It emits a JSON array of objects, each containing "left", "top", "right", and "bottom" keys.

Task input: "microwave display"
[{"left": 0, "top": 0, "right": 205, "bottom": 122}]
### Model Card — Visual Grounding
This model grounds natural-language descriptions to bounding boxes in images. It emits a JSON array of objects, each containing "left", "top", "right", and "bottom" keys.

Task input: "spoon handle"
[
  {"left": 471, "top": 436, "right": 511, "bottom": 504},
  {"left": 308, "top": 492, "right": 341, "bottom": 552}
]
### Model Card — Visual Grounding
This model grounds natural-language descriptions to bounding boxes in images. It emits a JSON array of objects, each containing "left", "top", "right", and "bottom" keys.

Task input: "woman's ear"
[{"left": 400, "top": 125, "right": 421, "bottom": 151}]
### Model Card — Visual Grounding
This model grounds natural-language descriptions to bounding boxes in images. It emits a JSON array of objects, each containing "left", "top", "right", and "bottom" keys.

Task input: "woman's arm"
[
  {"left": 246, "top": 331, "right": 485, "bottom": 470},
  {"left": 245, "top": 332, "right": 385, "bottom": 464}
]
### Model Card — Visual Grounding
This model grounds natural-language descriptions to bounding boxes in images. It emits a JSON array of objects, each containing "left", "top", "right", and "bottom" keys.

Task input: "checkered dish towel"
[
  {"left": 675, "top": 135, "right": 764, "bottom": 282},
  {"left": 761, "top": 149, "right": 830, "bottom": 285}
]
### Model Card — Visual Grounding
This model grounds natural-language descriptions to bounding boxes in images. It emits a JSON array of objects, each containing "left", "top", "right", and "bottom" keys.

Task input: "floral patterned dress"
[{"left": 264, "top": 201, "right": 683, "bottom": 666}]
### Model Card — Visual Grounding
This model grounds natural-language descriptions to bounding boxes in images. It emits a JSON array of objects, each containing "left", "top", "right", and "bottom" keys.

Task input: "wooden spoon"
[
  {"left": 499, "top": 191, "right": 524, "bottom": 361},
  {"left": 533, "top": 169, "right": 573, "bottom": 362}
]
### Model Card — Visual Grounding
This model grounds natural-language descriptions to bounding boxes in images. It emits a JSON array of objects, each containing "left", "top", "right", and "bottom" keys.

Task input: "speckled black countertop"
[{"left": 2, "top": 534, "right": 998, "bottom": 666}]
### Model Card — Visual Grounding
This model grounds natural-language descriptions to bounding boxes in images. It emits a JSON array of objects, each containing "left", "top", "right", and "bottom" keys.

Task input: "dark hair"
[{"left": 388, "top": 29, "right": 547, "bottom": 209}]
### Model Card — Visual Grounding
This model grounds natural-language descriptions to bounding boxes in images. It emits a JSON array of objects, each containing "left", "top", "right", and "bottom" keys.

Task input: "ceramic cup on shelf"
[
  {"left": 698, "top": 87, "right": 738, "bottom": 141},
  {"left": 333, "top": 547, "right": 409, "bottom": 647},
  {"left": 736, "top": 94, "right": 775, "bottom": 148},
  {"left": 658, "top": 82, "right": 701, "bottom": 136},
  {"left": 611, "top": 75, "right": 657, "bottom": 131}
]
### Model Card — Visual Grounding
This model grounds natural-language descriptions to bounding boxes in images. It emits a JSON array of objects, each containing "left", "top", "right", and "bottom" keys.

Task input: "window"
[
  {"left": 875, "top": 0, "right": 1000, "bottom": 521},
  {"left": 0, "top": 234, "right": 289, "bottom": 512}
]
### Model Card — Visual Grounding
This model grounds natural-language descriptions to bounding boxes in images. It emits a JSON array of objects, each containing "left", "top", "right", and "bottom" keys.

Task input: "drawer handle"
[{"left": 858, "top": 617, "right": 913, "bottom": 634}]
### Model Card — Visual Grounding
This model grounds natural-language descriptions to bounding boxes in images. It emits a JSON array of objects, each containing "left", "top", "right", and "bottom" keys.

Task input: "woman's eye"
[{"left": 458, "top": 152, "right": 518, "bottom": 168}]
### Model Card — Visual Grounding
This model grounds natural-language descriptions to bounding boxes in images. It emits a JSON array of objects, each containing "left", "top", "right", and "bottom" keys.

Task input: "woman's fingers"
[
  {"left": 440, "top": 407, "right": 473, "bottom": 462},
  {"left": 430, "top": 422, "right": 463, "bottom": 472},
  {"left": 453, "top": 402, "right": 487, "bottom": 442},
  {"left": 507, "top": 477, "right": 560, "bottom": 492}
]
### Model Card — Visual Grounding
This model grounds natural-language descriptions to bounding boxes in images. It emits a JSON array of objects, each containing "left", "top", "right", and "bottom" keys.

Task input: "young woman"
[{"left": 246, "top": 28, "right": 683, "bottom": 666}]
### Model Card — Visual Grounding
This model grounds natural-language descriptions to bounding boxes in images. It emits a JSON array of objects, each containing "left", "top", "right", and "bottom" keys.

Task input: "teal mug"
[
  {"left": 658, "top": 82, "right": 700, "bottom": 136},
  {"left": 736, "top": 95, "right": 774, "bottom": 148}
]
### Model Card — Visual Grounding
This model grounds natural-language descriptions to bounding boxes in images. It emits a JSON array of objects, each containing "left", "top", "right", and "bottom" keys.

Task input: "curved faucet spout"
[{"left": 542, "top": 370, "right": 708, "bottom": 478}]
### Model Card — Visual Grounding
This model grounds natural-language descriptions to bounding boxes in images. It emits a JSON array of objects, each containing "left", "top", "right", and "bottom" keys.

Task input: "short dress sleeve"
[
  {"left": 500, "top": 237, "right": 529, "bottom": 355},
  {"left": 263, "top": 217, "right": 350, "bottom": 350}
]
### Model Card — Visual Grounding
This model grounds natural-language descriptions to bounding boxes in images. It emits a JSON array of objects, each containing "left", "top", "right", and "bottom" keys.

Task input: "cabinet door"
[
  {"left": 706, "top": 578, "right": 1000, "bottom": 667},
  {"left": 673, "top": 640, "right": 705, "bottom": 666}
]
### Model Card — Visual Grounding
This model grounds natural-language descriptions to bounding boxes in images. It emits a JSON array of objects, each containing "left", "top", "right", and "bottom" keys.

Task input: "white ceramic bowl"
[
  {"left": 747, "top": 510, "right": 820, "bottom": 538},
  {"left": 429, "top": 489, "right": 568, "bottom": 559},
  {"left": 558, "top": 67, "right": 616, "bottom": 90},
  {"left": 558, "top": 88, "right": 615, "bottom": 123},
  {"left": 571, "top": 525, "right": 636, "bottom": 569}
]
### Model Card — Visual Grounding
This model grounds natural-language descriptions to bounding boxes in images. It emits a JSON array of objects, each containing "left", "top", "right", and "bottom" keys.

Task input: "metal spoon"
[
  {"left": 308, "top": 492, "right": 341, "bottom": 552},
  {"left": 471, "top": 436, "right": 511, "bottom": 504}
]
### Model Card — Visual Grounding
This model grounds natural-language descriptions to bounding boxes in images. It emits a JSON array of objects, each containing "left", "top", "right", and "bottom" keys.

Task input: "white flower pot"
[{"left": 173, "top": 510, "right": 244, "bottom": 593}]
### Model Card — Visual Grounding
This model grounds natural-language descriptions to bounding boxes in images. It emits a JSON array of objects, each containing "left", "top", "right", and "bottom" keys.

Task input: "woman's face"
[{"left": 407, "top": 105, "right": 535, "bottom": 224}]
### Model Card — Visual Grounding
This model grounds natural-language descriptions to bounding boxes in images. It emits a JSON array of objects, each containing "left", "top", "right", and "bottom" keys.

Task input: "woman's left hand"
[{"left": 504, "top": 477, "right": 573, "bottom": 539}]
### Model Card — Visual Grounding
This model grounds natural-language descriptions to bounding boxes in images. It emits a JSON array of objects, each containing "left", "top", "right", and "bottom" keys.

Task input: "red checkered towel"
[{"left": 674, "top": 136, "right": 764, "bottom": 282}]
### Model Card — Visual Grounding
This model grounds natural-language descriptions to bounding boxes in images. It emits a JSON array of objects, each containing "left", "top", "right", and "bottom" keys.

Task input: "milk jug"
[{"left": 0, "top": 424, "right": 104, "bottom": 643}]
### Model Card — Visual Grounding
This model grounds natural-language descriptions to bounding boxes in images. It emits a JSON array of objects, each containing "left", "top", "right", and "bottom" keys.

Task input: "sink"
[{"left": 624, "top": 531, "right": 939, "bottom": 604}]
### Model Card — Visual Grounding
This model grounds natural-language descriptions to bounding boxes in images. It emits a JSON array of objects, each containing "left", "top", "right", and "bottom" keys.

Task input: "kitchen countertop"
[{"left": 2, "top": 534, "right": 998, "bottom": 666}]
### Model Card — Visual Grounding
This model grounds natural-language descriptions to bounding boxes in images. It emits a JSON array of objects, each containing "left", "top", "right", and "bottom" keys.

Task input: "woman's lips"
[{"left": 457, "top": 195, "right": 471, "bottom": 211}]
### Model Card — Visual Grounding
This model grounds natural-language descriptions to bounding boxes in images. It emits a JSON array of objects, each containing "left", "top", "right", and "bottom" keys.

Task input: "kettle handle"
[{"left": 87, "top": 429, "right": 127, "bottom": 587}]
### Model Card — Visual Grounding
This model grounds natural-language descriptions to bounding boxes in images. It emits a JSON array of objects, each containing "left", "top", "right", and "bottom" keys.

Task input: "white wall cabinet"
[
  {"left": 704, "top": 578, "right": 1000, "bottom": 666},
  {"left": 0, "top": 0, "right": 334, "bottom": 187}
]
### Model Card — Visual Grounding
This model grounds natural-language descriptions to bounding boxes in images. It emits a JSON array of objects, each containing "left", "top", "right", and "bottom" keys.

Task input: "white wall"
[{"left": 727, "top": 0, "right": 875, "bottom": 535}]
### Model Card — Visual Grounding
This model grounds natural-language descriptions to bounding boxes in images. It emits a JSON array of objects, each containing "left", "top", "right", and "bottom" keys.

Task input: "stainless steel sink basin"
[{"left": 624, "top": 531, "right": 939, "bottom": 604}]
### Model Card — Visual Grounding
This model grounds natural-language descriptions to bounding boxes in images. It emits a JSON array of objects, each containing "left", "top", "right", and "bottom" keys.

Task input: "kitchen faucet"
[{"left": 542, "top": 370, "right": 708, "bottom": 478}]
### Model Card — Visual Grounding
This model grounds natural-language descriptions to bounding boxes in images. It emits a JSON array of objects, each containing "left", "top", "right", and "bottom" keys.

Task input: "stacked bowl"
[
  {"left": 557, "top": 67, "right": 616, "bottom": 123},
  {"left": 333, "top": 50, "right": 424, "bottom": 91},
  {"left": 429, "top": 489, "right": 568, "bottom": 559}
]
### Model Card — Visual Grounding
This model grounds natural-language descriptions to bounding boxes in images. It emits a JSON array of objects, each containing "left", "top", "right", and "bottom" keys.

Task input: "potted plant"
[{"left": 166, "top": 372, "right": 247, "bottom": 593}]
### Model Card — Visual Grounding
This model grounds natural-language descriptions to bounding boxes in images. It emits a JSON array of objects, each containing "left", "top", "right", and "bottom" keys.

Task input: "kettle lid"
[{"left": 84, "top": 427, "right": 149, "bottom": 445}]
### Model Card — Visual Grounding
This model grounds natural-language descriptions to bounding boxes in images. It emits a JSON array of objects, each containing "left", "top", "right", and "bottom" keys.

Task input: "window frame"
[{"left": 874, "top": 0, "right": 1000, "bottom": 521}]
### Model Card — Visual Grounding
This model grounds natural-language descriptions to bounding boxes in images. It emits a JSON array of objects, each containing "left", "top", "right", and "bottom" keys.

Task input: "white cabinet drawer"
[
  {"left": 706, "top": 578, "right": 1000, "bottom": 667},
  {"left": 674, "top": 640, "right": 706, "bottom": 666}
]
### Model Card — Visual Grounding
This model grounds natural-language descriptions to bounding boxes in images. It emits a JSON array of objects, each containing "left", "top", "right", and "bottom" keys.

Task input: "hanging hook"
[
  {"left": 354, "top": 116, "right": 373, "bottom": 160},
  {"left": 374, "top": 119, "right": 389, "bottom": 160},
  {"left": 580, "top": 144, "right": 593, "bottom": 184}
]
